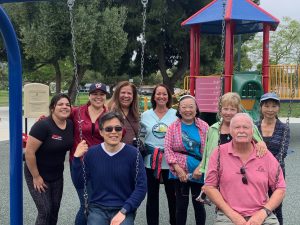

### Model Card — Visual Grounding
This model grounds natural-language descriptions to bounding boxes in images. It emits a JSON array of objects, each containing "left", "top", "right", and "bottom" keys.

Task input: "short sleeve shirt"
[{"left": 28, "top": 116, "right": 74, "bottom": 182}]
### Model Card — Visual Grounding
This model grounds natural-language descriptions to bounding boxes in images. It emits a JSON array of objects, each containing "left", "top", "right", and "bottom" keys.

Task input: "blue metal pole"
[{"left": 0, "top": 6, "right": 23, "bottom": 225}]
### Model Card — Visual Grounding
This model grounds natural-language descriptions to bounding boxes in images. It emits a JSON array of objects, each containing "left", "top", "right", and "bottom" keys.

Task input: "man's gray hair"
[{"left": 230, "top": 113, "right": 254, "bottom": 129}]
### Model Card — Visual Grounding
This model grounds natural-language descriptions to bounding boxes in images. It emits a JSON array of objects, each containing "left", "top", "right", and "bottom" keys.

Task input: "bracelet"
[{"left": 262, "top": 207, "right": 272, "bottom": 217}]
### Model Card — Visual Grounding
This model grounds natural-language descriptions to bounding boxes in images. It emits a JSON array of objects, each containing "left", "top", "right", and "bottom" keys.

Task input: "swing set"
[
  {"left": 0, "top": 0, "right": 148, "bottom": 224},
  {"left": 0, "top": 0, "right": 295, "bottom": 224}
]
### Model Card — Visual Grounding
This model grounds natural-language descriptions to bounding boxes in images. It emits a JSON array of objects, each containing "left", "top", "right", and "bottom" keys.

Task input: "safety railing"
[{"left": 269, "top": 65, "right": 300, "bottom": 100}]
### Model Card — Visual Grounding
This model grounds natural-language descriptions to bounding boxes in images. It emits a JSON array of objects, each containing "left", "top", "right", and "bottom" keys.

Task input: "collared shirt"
[
  {"left": 205, "top": 141, "right": 286, "bottom": 217},
  {"left": 200, "top": 121, "right": 263, "bottom": 175}
]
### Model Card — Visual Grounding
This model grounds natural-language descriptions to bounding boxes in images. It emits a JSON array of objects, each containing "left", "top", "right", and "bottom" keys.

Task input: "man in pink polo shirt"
[{"left": 204, "top": 113, "right": 286, "bottom": 225}]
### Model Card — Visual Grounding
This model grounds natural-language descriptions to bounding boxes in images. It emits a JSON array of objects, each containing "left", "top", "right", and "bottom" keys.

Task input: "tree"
[
  {"left": 119, "top": 0, "right": 212, "bottom": 92},
  {"left": 3, "top": 2, "right": 70, "bottom": 91},
  {"left": 246, "top": 17, "right": 300, "bottom": 67},
  {"left": 3, "top": 0, "right": 129, "bottom": 102},
  {"left": 118, "top": 0, "right": 258, "bottom": 92},
  {"left": 271, "top": 17, "right": 300, "bottom": 64}
]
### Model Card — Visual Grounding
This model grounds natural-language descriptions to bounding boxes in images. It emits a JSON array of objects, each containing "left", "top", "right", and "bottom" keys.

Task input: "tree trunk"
[
  {"left": 68, "top": 64, "right": 87, "bottom": 104},
  {"left": 52, "top": 61, "right": 62, "bottom": 94},
  {"left": 158, "top": 41, "right": 190, "bottom": 94}
]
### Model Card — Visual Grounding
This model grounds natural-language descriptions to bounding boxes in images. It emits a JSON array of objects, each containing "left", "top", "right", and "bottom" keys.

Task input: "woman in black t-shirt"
[{"left": 24, "top": 93, "right": 74, "bottom": 225}]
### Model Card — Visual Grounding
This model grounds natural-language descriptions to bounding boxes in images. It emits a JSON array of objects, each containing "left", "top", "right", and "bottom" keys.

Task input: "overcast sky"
[{"left": 260, "top": 0, "right": 300, "bottom": 21}]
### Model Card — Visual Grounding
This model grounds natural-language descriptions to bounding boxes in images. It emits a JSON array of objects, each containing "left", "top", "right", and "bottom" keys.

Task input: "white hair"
[{"left": 230, "top": 113, "right": 254, "bottom": 129}]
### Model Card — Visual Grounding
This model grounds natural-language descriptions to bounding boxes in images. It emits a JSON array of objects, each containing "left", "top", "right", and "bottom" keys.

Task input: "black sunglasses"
[
  {"left": 103, "top": 126, "right": 123, "bottom": 133},
  {"left": 240, "top": 167, "right": 248, "bottom": 185}
]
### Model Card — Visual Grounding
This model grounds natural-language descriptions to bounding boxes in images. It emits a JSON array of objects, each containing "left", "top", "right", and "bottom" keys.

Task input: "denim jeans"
[{"left": 87, "top": 204, "right": 135, "bottom": 225}]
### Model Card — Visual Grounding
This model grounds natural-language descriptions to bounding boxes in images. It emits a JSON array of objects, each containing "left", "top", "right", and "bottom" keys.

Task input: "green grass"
[
  {"left": 279, "top": 102, "right": 300, "bottom": 117},
  {"left": 1, "top": 90, "right": 300, "bottom": 117},
  {"left": 0, "top": 90, "right": 9, "bottom": 107}
]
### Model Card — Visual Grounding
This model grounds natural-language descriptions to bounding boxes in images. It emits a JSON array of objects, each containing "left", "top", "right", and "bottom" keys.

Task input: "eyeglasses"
[
  {"left": 195, "top": 191, "right": 212, "bottom": 206},
  {"left": 103, "top": 126, "right": 123, "bottom": 133},
  {"left": 240, "top": 167, "right": 248, "bottom": 185}
]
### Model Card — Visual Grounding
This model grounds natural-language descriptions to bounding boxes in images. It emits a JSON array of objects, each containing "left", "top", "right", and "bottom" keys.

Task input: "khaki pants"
[{"left": 214, "top": 210, "right": 279, "bottom": 225}]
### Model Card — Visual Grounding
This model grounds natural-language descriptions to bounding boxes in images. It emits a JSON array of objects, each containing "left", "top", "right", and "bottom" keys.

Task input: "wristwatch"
[
  {"left": 120, "top": 208, "right": 127, "bottom": 215},
  {"left": 262, "top": 207, "right": 272, "bottom": 217}
]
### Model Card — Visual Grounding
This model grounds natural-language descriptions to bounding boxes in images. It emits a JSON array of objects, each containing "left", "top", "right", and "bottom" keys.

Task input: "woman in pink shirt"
[{"left": 165, "top": 95, "right": 209, "bottom": 225}]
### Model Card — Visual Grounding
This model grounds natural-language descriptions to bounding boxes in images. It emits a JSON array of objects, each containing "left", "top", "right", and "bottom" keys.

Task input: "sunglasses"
[
  {"left": 103, "top": 126, "right": 123, "bottom": 133},
  {"left": 240, "top": 167, "right": 248, "bottom": 185}
]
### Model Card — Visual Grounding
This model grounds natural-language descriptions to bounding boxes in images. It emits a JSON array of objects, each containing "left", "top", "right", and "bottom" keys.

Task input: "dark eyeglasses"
[
  {"left": 240, "top": 167, "right": 248, "bottom": 185},
  {"left": 103, "top": 126, "right": 123, "bottom": 133}
]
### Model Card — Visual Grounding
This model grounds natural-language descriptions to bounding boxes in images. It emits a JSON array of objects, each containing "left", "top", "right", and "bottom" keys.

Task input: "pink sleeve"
[
  {"left": 204, "top": 147, "right": 219, "bottom": 186},
  {"left": 164, "top": 123, "right": 178, "bottom": 173}
]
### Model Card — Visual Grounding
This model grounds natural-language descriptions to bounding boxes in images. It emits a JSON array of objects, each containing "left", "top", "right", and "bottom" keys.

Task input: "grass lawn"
[
  {"left": 1, "top": 90, "right": 300, "bottom": 117},
  {"left": 0, "top": 90, "right": 9, "bottom": 107}
]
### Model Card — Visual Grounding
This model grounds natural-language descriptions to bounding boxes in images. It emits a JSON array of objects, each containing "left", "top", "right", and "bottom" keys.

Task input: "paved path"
[{"left": 0, "top": 106, "right": 299, "bottom": 224}]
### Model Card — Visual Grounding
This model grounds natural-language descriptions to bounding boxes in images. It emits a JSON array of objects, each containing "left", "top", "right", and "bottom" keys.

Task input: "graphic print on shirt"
[
  {"left": 152, "top": 122, "right": 168, "bottom": 139},
  {"left": 182, "top": 130, "right": 200, "bottom": 152},
  {"left": 51, "top": 134, "right": 62, "bottom": 141}
]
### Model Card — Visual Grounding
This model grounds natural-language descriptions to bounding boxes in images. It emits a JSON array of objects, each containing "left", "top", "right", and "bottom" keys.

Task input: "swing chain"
[
  {"left": 135, "top": 150, "right": 140, "bottom": 187},
  {"left": 217, "top": 0, "right": 227, "bottom": 188},
  {"left": 67, "top": 0, "right": 75, "bottom": 9},
  {"left": 140, "top": 0, "right": 148, "bottom": 87},
  {"left": 68, "top": 0, "right": 83, "bottom": 141},
  {"left": 141, "top": 0, "right": 148, "bottom": 8},
  {"left": 136, "top": 0, "right": 148, "bottom": 152},
  {"left": 275, "top": 64, "right": 297, "bottom": 186},
  {"left": 67, "top": 0, "right": 89, "bottom": 217}
]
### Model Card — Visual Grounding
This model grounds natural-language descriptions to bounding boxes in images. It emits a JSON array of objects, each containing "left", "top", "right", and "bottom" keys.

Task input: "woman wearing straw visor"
[{"left": 165, "top": 95, "right": 209, "bottom": 225}]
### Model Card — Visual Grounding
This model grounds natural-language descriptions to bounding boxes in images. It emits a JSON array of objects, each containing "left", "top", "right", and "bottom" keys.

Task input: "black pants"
[
  {"left": 174, "top": 180, "right": 206, "bottom": 225},
  {"left": 146, "top": 168, "right": 176, "bottom": 225},
  {"left": 268, "top": 190, "right": 283, "bottom": 225},
  {"left": 24, "top": 165, "right": 63, "bottom": 225}
]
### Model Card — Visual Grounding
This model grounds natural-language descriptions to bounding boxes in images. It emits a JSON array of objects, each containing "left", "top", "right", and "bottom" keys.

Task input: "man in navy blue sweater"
[{"left": 72, "top": 112, "right": 147, "bottom": 225}]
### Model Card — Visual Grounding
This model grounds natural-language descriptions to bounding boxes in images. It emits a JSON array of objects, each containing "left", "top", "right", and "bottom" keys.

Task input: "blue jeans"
[{"left": 87, "top": 204, "right": 135, "bottom": 225}]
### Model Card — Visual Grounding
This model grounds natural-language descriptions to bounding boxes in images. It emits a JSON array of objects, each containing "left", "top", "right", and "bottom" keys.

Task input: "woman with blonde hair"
[
  {"left": 108, "top": 81, "right": 139, "bottom": 145},
  {"left": 199, "top": 92, "right": 265, "bottom": 176}
]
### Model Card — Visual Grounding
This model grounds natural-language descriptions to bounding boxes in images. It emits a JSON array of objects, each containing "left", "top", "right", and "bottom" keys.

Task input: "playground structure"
[
  {"left": 0, "top": 0, "right": 296, "bottom": 224},
  {"left": 180, "top": 0, "right": 282, "bottom": 120}
]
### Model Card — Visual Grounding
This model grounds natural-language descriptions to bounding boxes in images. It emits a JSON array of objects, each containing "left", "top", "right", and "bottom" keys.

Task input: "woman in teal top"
[
  {"left": 165, "top": 95, "right": 209, "bottom": 225},
  {"left": 140, "top": 84, "right": 177, "bottom": 225},
  {"left": 200, "top": 92, "right": 266, "bottom": 176}
]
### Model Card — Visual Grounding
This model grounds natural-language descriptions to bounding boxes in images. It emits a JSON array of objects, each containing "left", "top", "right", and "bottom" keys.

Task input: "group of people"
[{"left": 24, "top": 80, "right": 290, "bottom": 225}]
